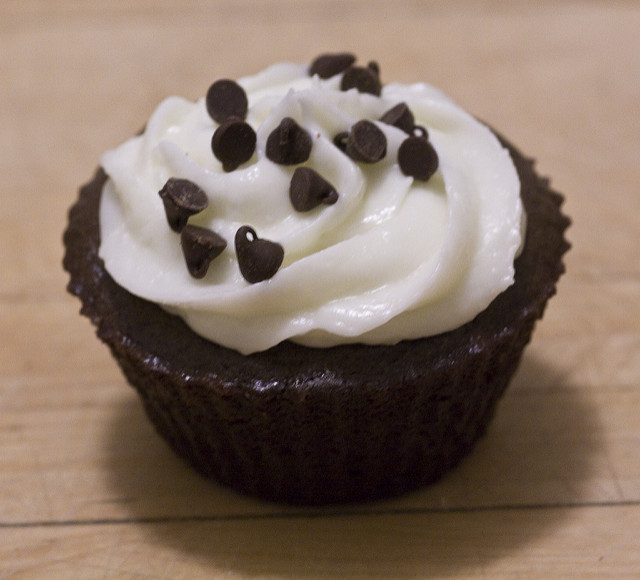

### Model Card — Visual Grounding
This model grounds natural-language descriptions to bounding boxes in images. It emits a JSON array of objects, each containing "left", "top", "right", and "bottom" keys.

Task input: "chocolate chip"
[
  {"left": 181, "top": 225, "right": 227, "bottom": 279},
  {"left": 158, "top": 178, "right": 209, "bottom": 232},
  {"left": 205, "top": 79, "right": 248, "bottom": 123},
  {"left": 333, "top": 131, "right": 349, "bottom": 152},
  {"left": 380, "top": 102, "right": 416, "bottom": 135},
  {"left": 398, "top": 136, "right": 439, "bottom": 181},
  {"left": 309, "top": 52, "right": 356, "bottom": 79},
  {"left": 266, "top": 117, "right": 312, "bottom": 165},
  {"left": 289, "top": 167, "right": 339, "bottom": 212},
  {"left": 211, "top": 118, "right": 256, "bottom": 171},
  {"left": 367, "top": 61, "right": 380, "bottom": 75},
  {"left": 235, "top": 226, "right": 284, "bottom": 284},
  {"left": 413, "top": 125, "right": 429, "bottom": 139},
  {"left": 340, "top": 63, "right": 382, "bottom": 96},
  {"left": 345, "top": 120, "right": 387, "bottom": 163}
]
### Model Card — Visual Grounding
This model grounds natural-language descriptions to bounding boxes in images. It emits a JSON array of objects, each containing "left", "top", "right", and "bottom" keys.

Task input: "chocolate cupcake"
[{"left": 63, "top": 53, "right": 569, "bottom": 504}]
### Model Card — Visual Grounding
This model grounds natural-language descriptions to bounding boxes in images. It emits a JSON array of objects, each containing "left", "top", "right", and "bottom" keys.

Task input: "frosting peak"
[{"left": 98, "top": 57, "right": 524, "bottom": 354}]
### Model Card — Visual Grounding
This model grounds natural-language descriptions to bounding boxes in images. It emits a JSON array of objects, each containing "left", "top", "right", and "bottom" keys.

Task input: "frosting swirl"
[{"left": 99, "top": 60, "right": 524, "bottom": 354}]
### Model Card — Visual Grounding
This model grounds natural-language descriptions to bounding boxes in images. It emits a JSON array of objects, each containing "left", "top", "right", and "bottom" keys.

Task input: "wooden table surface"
[{"left": 2, "top": 1, "right": 639, "bottom": 577}]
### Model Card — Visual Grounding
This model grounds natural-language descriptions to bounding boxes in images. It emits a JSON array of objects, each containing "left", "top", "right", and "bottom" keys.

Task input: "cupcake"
[{"left": 63, "top": 53, "right": 569, "bottom": 504}]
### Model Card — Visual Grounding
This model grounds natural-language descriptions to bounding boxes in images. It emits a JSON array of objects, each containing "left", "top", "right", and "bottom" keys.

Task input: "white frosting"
[{"left": 99, "top": 62, "right": 524, "bottom": 354}]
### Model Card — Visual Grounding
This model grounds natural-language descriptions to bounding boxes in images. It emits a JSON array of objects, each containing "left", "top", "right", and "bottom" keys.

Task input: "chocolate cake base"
[{"left": 63, "top": 134, "right": 569, "bottom": 504}]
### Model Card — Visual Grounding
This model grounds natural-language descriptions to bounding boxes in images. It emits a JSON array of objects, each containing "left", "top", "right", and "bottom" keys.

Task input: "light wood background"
[{"left": 2, "top": 1, "right": 639, "bottom": 577}]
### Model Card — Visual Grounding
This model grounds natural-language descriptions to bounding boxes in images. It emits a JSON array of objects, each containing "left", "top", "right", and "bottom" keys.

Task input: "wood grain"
[{"left": 1, "top": 1, "right": 639, "bottom": 577}]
